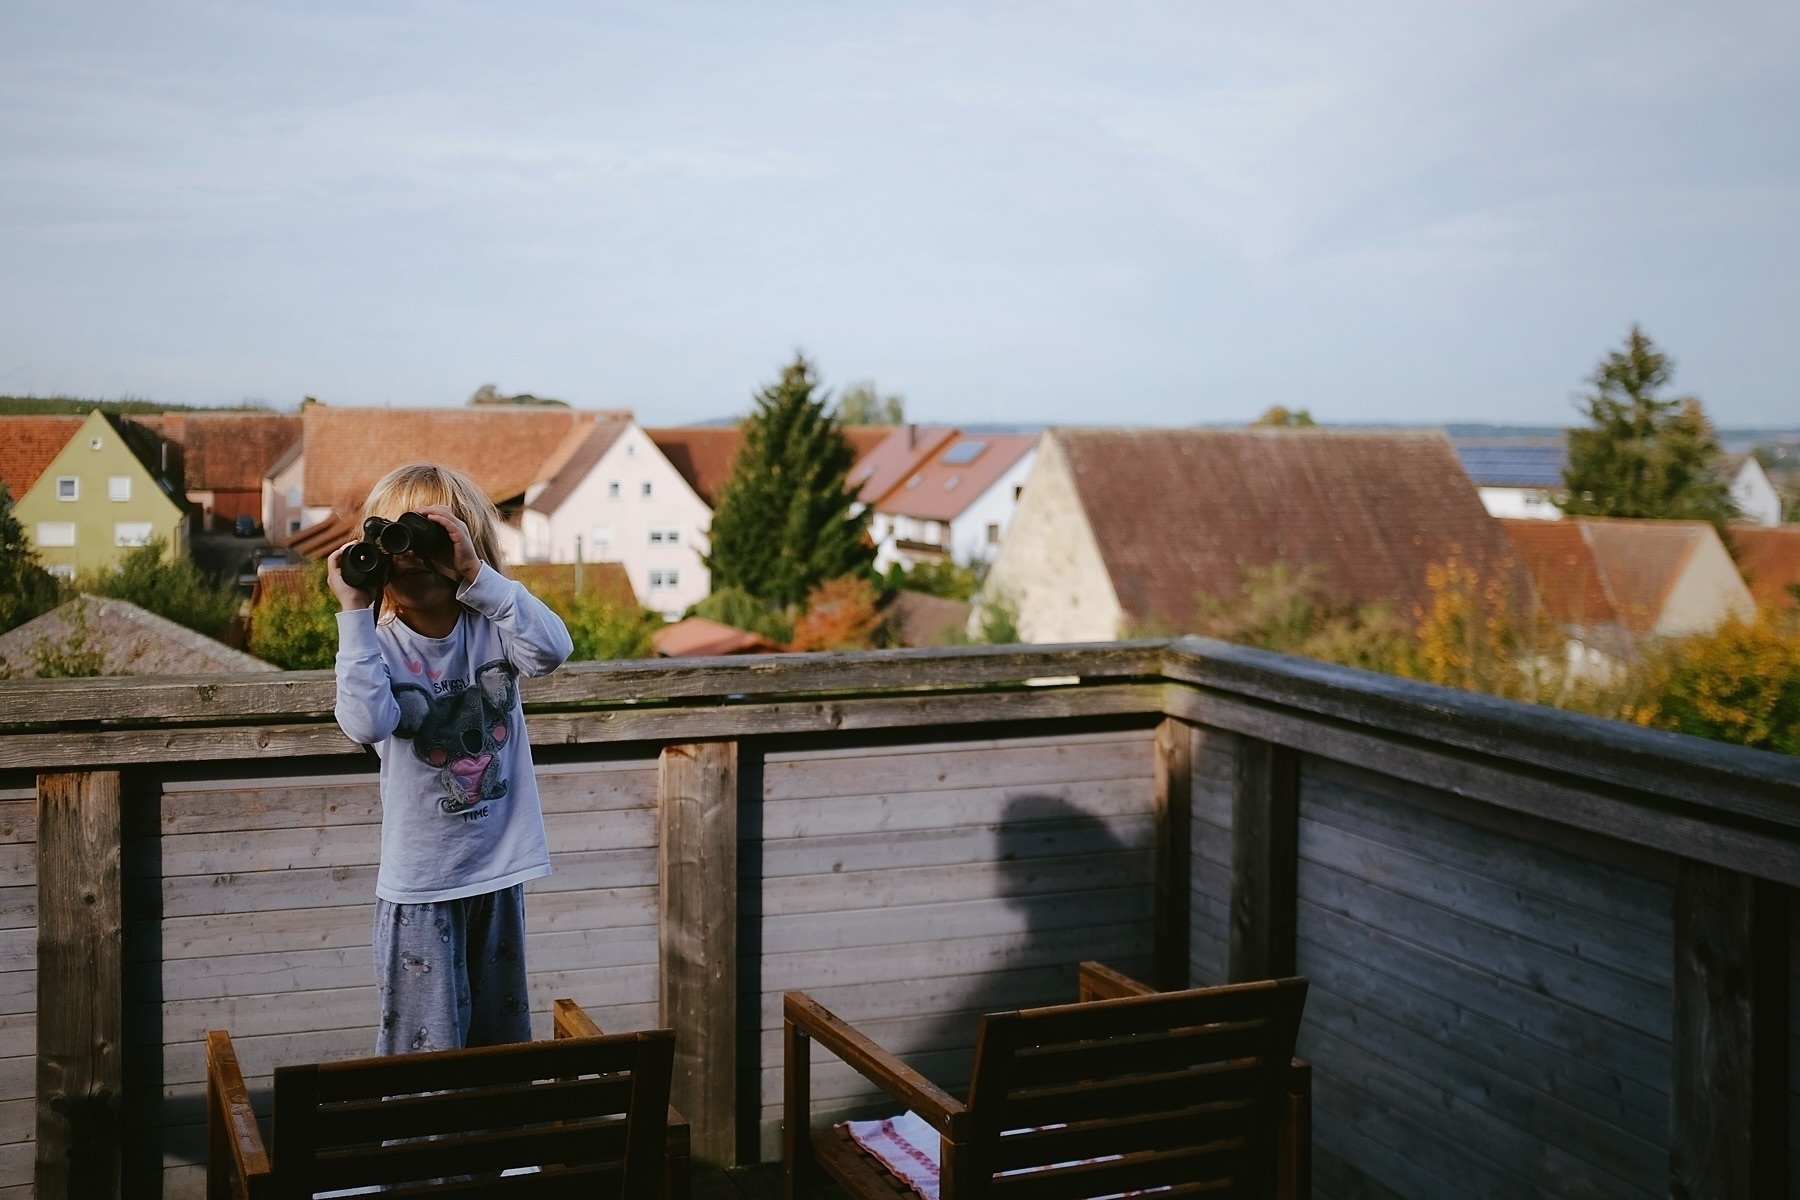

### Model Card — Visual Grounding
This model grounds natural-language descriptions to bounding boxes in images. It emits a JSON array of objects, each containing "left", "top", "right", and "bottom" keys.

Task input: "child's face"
[{"left": 385, "top": 548, "right": 459, "bottom": 614}]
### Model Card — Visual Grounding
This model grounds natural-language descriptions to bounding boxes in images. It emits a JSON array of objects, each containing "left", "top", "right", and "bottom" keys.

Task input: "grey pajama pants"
[{"left": 372, "top": 884, "right": 532, "bottom": 1056}]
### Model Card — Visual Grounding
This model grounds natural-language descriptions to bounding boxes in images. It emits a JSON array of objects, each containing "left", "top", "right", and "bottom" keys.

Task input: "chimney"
[{"left": 908, "top": 423, "right": 917, "bottom": 449}]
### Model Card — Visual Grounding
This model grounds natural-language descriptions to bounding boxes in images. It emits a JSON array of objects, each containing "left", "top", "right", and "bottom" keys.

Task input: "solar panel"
[{"left": 940, "top": 440, "right": 987, "bottom": 465}]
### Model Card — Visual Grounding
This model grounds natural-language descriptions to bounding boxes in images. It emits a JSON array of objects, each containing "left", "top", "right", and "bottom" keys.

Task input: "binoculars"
[{"left": 340, "top": 512, "right": 454, "bottom": 590}]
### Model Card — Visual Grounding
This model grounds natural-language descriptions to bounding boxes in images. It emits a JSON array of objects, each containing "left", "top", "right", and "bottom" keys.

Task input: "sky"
[{"left": 1, "top": 2, "right": 1796, "bottom": 427}]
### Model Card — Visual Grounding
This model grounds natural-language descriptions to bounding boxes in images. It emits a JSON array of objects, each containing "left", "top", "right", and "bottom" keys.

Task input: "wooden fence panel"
[
  {"left": 1295, "top": 758, "right": 1674, "bottom": 1200},
  {"left": 0, "top": 788, "right": 35, "bottom": 1199},
  {"left": 753, "top": 727, "right": 1157, "bottom": 1161},
  {"left": 1187, "top": 728, "right": 1233, "bottom": 987},
  {"left": 125, "top": 757, "right": 660, "bottom": 1198}
]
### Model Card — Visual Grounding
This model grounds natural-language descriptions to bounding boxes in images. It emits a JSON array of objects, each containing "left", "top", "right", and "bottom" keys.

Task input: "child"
[{"left": 329, "top": 463, "right": 573, "bottom": 1055}]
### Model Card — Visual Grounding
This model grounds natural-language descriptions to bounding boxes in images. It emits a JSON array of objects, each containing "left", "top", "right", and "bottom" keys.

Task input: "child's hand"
[
  {"left": 327, "top": 543, "right": 375, "bottom": 610},
  {"left": 420, "top": 505, "right": 482, "bottom": 585}
]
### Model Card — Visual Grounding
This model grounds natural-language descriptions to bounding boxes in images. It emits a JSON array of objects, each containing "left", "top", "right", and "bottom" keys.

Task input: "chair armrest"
[
  {"left": 554, "top": 998, "right": 692, "bottom": 1200},
  {"left": 1077, "top": 961, "right": 1157, "bottom": 1002},
  {"left": 1279, "top": 1057, "right": 1311, "bottom": 1200},
  {"left": 784, "top": 992, "right": 967, "bottom": 1136},
  {"left": 206, "top": 1030, "right": 271, "bottom": 1200}
]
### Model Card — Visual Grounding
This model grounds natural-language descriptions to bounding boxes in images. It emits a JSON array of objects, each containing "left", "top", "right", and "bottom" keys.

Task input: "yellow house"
[{"left": 13, "top": 410, "right": 188, "bottom": 577}]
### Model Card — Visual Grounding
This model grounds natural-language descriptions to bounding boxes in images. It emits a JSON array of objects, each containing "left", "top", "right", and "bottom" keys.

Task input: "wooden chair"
[
  {"left": 784, "top": 962, "right": 1311, "bottom": 1200},
  {"left": 205, "top": 1000, "right": 674, "bottom": 1199},
  {"left": 553, "top": 998, "right": 692, "bottom": 1200}
]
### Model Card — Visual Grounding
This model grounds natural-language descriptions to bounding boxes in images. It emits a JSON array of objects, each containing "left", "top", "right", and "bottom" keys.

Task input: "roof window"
[
  {"left": 941, "top": 440, "right": 986, "bottom": 465},
  {"left": 944, "top": 475, "right": 961, "bottom": 491}
]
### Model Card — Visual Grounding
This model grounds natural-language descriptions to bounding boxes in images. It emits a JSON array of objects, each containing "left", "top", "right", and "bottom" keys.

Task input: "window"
[
  {"left": 641, "top": 482, "right": 652, "bottom": 497},
  {"left": 287, "top": 518, "right": 302, "bottom": 535},
  {"left": 590, "top": 525, "right": 612, "bottom": 547},
  {"left": 36, "top": 522, "right": 76, "bottom": 547},
  {"left": 649, "top": 530, "right": 663, "bottom": 544},
  {"left": 114, "top": 522, "right": 153, "bottom": 547},
  {"left": 608, "top": 482, "right": 620, "bottom": 498},
  {"left": 56, "top": 477, "right": 78, "bottom": 501},
  {"left": 941, "top": 440, "right": 987, "bottom": 465},
  {"left": 47, "top": 563, "right": 75, "bottom": 580},
  {"left": 987, "top": 522, "right": 1001, "bottom": 544},
  {"left": 665, "top": 569, "right": 679, "bottom": 588},
  {"left": 108, "top": 475, "right": 131, "bottom": 501},
  {"left": 665, "top": 529, "right": 679, "bottom": 545},
  {"left": 1014, "top": 485, "right": 1024, "bottom": 502},
  {"left": 88, "top": 437, "right": 103, "bottom": 451},
  {"left": 649, "top": 571, "right": 664, "bottom": 589}
]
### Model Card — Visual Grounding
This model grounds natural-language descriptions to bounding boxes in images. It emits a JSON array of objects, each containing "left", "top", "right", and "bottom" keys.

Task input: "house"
[
  {"left": 1452, "top": 439, "right": 1568, "bottom": 520},
  {"left": 6, "top": 410, "right": 188, "bottom": 577},
  {"left": 159, "top": 411, "right": 302, "bottom": 532},
  {"left": 862, "top": 431, "right": 1038, "bottom": 570},
  {"left": 0, "top": 594, "right": 276, "bottom": 676},
  {"left": 288, "top": 404, "right": 709, "bottom": 618},
  {"left": 0, "top": 415, "right": 85, "bottom": 504},
  {"left": 847, "top": 424, "right": 957, "bottom": 509},
  {"left": 1727, "top": 525, "right": 1800, "bottom": 610},
  {"left": 1724, "top": 454, "right": 1783, "bottom": 526},
  {"left": 1502, "top": 517, "right": 1754, "bottom": 653},
  {"left": 263, "top": 438, "right": 306, "bottom": 540},
  {"left": 986, "top": 428, "right": 1518, "bottom": 644}
]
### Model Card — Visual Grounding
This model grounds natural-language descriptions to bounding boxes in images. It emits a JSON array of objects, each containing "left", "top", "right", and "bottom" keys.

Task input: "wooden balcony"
[{"left": 0, "top": 637, "right": 1796, "bottom": 1199}]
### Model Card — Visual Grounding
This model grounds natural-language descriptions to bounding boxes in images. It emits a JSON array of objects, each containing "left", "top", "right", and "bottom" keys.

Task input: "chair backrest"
[
  {"left": 962, "top": 977, "right": 1307, "bottom": 1200},
  {"left": 269, "top": 1028, "right": 675, "bottom": 1199}
]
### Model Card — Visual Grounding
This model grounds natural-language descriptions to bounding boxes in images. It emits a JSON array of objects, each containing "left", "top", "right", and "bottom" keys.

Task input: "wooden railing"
[{"left": 1, "top": 637, "right": 1795, "bottom": 1200}]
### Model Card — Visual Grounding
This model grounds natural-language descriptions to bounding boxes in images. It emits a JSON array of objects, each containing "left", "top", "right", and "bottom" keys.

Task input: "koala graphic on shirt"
[{"left": 392, "top": 660, "right": 517, "bottom": 815}]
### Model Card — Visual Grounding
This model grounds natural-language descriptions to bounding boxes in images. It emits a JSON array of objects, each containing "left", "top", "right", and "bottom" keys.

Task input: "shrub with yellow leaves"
[{"left": 1627, "top": 609, "right": 1800, "bottom": 754}]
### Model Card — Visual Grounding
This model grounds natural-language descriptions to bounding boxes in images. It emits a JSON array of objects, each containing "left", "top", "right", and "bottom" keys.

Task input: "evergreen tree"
[
  {"left": 705, "top": 355, "right": 873, "bottom": 608},
  {"left": 0, "top": 482, "right": 61, "bottom": 634},
  {"left": 1560, "top": 326, "right": 1735, "bottom": 527}
]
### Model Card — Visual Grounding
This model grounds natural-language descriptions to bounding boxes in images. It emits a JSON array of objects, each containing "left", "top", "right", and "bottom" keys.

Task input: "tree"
[
  {"left": 836, "top": 381, "right": 904, "bottom": 425},
  {"left": 705, "top": 355, "right": 874, "bottom": 608},
  {"left": 1560, "top": 326, "right": 1735, "bottom": 528},
  {"left": 468, "top": 383, "right": 569, "bottom": 407},
  {"left": 789, "top": 576, "right": 882, "bottom": 651},
  {"left": 0, "top": 482, "right": 61, "bottom": 634},
  {"left": 248, "top": 563, "right": 339, "bottom": 668},
  {"left": 1252, "top": 406, "right": 1316, "bottom": 427}
]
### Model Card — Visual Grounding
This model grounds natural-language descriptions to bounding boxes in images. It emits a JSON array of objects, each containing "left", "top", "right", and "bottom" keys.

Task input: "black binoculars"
[{"left": 340, "top": 512, "right": 454, "bottom": 590}]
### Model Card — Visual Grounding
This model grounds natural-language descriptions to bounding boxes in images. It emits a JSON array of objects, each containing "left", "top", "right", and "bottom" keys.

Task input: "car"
[{"left": 233, "top": 515, "right": 260, "bottom": 537}]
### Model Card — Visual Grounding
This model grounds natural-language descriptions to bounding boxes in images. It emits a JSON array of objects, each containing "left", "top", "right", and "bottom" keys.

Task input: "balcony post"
[
  {"left": 1152, "top": 718, "right": 1193, "bottom": 990},
  {"left": 1228, "top": 739, "right": 1299, "bottom": 982},
  {"left": 1670, "top": 858, "right": 1788, "bottom": 1199},
  {"left": 659, "top": 741, "right": 739, "bottom": 1166},
  {"left": 35, "top": 770, "right": 123, "bottom": 1200}
]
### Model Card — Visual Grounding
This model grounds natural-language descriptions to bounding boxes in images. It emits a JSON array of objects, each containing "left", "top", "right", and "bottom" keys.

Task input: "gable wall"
[
  {"left": 983, "top": 435, "right": 1123, "bottom": 642},
  {"left": 1656, "top": 531, "right": 1755, "bottom": 637},
  {"left": 14, "top": 412, "right": 185, "bottom": 575}
]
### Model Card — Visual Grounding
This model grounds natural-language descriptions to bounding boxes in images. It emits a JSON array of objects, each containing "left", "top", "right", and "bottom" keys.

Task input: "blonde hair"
[{"left": 363, "top": 464, "right": 507, "bottom": 616}]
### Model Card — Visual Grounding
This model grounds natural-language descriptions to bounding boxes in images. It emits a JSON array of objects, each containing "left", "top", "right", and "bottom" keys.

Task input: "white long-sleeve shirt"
[{"left": 334, "top": 564, "right": 574, "bottom": 904}]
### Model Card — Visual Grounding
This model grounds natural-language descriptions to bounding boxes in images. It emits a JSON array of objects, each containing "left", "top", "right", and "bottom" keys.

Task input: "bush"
[
  {"left": 1190, "top": 562, "right": 1408, "bottom": 674},
  {"left": 78, "top": 538, "right": 239, "bottom": 639},
  {"left": 790, "top": 576, "right": 882, "bottom": 651},
  {"left": 0, "top": 482, "right": 60, "bottom": 634},
  {"left": 1627, "top": 610, "right": 1800, "bottom": 754},
  {"left": 875, "top": 559, "right": 981, "bottom": 602},
  {"left": 548, "top": 592, "right": 663, "bottom": 661},
  {"left": 687, "top": 586, "right": 795, "bottom": 645},
  {"left": 248, "top": 564, "right": 339, "bottom": 669}
]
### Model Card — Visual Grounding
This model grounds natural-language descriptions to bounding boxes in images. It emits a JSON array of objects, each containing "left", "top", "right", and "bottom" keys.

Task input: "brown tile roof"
[
  {"left": 1057, "top": 428, "right": 1520, "bottom": 628},
  {"left": 527, "top": 419, "right": 632, "bottom": 515},
  {"left": 850, "top": 425, "right": 958, "bottom": 505},
  {"left": 646, "top": 425, "right": 892, "bottom": 508},
  {"left": 302, "top": 405, "right": 620, "bottom": 509},
  {"left": 876, "top": 433, "right": 1037, "bottom": 521},
  {"left": 1501, "top": 520, "right": 1616, "bottom": 625},
  {"left": 285, "top": 510, "right": 361, "bottom": 558},
  {"left": 162, "top": 412, "right": 303, "bottom": 492},
  {"left": 884, "top": 589, "right": 973, "bottom": 647},
  {"left": 651, "top": 616, "right": 780, "bottom": 657},
  {"left": 1575, "top": 518, "right": 1712, "bottom": 633},
  {"left": 1729, "top": 525, "right": 1800, "bottom": 610},
  {"left": 510, "top": 561, "right": 638, "bottom": 610},
  {"left": 0, "top": 416, "right": 84, "bottom": 498}
]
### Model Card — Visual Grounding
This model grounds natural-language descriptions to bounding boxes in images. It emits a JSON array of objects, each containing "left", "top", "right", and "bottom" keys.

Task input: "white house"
[
  {"left": 263, "top": 439, "right": 306, "bottom": 541},
  {"left": 518, "top": 420, "right": 714, "bottom": 619},
  {"left": 861, "top": 431, "right": 1039, "bottom": 572},
  {"left": 1726, "top": 454, "right": 1782, "bottom": 526},
  {"left": 1452, "top": 440, "right": 1567, "bottom": 520}
]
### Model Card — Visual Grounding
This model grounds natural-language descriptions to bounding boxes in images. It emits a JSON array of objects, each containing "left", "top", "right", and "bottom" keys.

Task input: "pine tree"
[
  {"left": 0, "top": 482, "right": 61, "bottom": 634},
  {"left": 1560, "top": 326, "right": 1735, "bottom": 528},
  {"left": 705, "top": 355, "right": 873, "bottom": 608}
]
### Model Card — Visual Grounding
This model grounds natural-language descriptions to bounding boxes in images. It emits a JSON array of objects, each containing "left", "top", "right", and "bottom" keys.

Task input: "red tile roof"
[
  {"left": 302, "top": 405, "right": 622, "bottom": 509},
  {"left": 875, "top": 433, "right": 1037, "bottom": 521},
  {"left": 527, "top": 419, "right": 632, "bottom": 515},
  {"left": 849, "top": 425, "right": 958, "bottom": 505},
  {"left": 0, "top": 416, "right": 84, "bottom": 498},
  {"left": 1501, "top": 520, "right": 1617, "bottom": 625},
  {"left": 1729, "top": 525, "right": 1800, "bottom": 610},
  {"left": 651, "top": 616, "right": 780, "bottom": 657},
  {"left": 162, "top": 412, "right": 303, "bottom": 492},
  {"left": 1575, "top": 518, "right": 1711, "bottom": 633},
  {"left": 1056, "top": 428, "right": 1520, "bottom": 628},
  {"left": 646, "top": 428, "right": 742, "bottom": 507}
]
